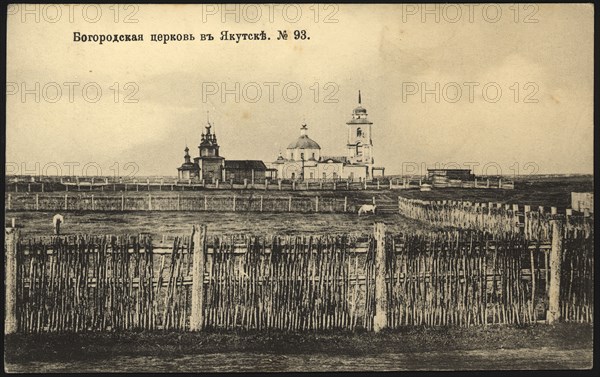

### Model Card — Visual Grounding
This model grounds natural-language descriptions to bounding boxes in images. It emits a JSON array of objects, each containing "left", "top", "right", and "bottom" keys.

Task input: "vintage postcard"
[{"left": 4, "top": 3, "right": 594, "bottom": 373}]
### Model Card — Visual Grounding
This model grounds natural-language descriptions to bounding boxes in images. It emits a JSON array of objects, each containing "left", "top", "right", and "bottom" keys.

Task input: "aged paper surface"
[{"left": 4, "top": 3, "right": 594, "bottom": 373}]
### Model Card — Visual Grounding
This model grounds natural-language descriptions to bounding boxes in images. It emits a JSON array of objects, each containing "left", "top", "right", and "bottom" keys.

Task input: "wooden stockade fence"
[
  {"left": 5, "top": 194, "right": 351, "bottom": 213},
  {"left": 5, "top": 223, "right": 592, "bottom": 334},
  {"left": 398, "top": 196, "right": 594, "bottom": 241}
]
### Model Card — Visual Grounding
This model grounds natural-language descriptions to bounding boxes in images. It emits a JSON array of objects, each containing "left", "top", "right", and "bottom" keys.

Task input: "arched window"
[
  {"left": 357, "top": 128, "right": 362, "bottom": 137},
  {"left": 356, "top": 144, "right": 362, "bottom": 156}
]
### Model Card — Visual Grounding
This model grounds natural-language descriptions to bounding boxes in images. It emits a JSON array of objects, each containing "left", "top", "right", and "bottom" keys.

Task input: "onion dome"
[{"left": 287, "top": 124, "right": 321, "bottom": 149}]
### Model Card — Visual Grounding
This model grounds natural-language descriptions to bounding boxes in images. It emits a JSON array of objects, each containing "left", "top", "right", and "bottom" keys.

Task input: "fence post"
[
  {"left": 344, "top": 196, "right": 348, "bottom": 212},
  {"left": 547, "top": 220, "right": 563, "bottom": 324},
  {"left": 91, "top": 194, "right": 95, "bottom": 211},
  {"left": 372, "top": 196, "right": 376, "bottom": 205},
  {"left": 289, "top": 196, "right": 292, "bottom": 212},
  {"left": 8, "top": 193, "right": 11, "bottom": 210},
  {"left": 121, "top": 194, "right": 125, "bottom": 211},
  {"left": 35, "top": 194, "right": 39, "bottom": 211},
  {"left": 233, "top": 195, "right": 236, "bottom": 212},
  {"left": 204, "top": 195, "right": 208, "bottom": 211},
  {"left": 64, "top": 194, "right": 68, "bottom": 210},
  {"left": 5, "top": 227, "right": 19, "bottom": 334},
  {"left": 373, "top": 222, "right": 388, "bottom": 332},
  {"left": 315, "top": 196, "right": 319, "bottom": 212},
  {"left": 278, "top": 180, "right": 282, "bottom": 190},
  {"left": 190, "top": 225, "right": 207, "bottom": 331},
  {"left": 260, "top": 195, "right": 263, "bottom": 212},
  {"left": 148, "top": 194, "right": 152, "bottom": 211}
]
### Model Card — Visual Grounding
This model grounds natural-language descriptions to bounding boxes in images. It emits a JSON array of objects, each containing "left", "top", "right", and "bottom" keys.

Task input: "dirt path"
[{"left": 6, "top": 347, "right": 592, "bottom": 372}]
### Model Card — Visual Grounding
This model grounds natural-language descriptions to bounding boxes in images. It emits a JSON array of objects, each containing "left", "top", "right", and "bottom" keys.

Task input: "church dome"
[
  {"left": 287, "top": 135, "right": 321, "bottom": 150},
  {"left": 353, "top": 105, "right": 367, "bottom": 114},
  {"left": 287, "top": 123, "right": 321, "bottom": 150}
]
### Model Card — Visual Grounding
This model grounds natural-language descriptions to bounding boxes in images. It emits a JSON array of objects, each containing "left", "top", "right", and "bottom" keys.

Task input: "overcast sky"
[{"left": 6, "top": 4, "right": 594, "bottom": 177}]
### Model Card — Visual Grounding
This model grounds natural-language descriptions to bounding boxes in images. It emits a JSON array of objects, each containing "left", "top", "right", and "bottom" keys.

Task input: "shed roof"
[{"left": 224, "top": 160, "right": 267, "bottom": 170}]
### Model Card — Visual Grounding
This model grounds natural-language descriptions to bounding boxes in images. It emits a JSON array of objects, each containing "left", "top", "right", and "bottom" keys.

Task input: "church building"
[
  {"left": 177, "top": 91, "right": 384, "bottom": 182},
  {"left": 177, "top": 121, "right": 225, "bottom": 181},
  {"left": 269, "top": 92, "right": 384, "bottom": 181}
]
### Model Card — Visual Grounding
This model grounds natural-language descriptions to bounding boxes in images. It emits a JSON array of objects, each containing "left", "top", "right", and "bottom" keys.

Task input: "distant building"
[
  {"left": 427, "top": 169, "right": 475, "bottom": 182},
  {"left": 571, "top": 192, "right": 594, "bottom": 213}
]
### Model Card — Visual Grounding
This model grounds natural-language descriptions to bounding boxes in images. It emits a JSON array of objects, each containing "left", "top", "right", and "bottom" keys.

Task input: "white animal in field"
[
  {"left": 358, "top": 204, "right": 377, "bottom": 216},
  {"left": 52, "top": 214, "right": 64, "bottom": 235}
]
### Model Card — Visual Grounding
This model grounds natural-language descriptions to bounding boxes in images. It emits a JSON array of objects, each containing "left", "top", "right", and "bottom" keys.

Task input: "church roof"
[
  {"left": 287, "top": 135, "right": 321, "bottom": 150},
  {"left": 225, "top": 160, "right": 267, "bottom": 171},
  {"left": 178, "top": 162, "right": 198, "bottom": 171},
  {"left": 321, "top": 155, "right": 347, "bottom": 163},
  {"left": 346, "top": 117, "right": 373, "bottom": 125}
]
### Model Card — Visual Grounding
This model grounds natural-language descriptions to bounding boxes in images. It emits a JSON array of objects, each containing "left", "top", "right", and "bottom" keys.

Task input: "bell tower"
[{"left": 346, "top": 91, "right": 374, "bottom": 171}]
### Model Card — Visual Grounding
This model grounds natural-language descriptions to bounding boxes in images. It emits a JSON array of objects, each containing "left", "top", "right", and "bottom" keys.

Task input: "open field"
[
  {"left": 399, "top": 175, "right": 593, "bottom": 209},
  {"left": 4, "top": 323, "right": 593, "bottom": 372},
  {"left": 5, "top": 211, "right": 431, "bottom": 238}
]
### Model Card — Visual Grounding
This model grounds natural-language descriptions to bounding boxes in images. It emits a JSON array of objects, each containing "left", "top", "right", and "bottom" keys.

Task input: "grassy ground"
[
  {"left": 4, "top": 323, "right": 592, "bottom": 363},
  {"left": 5, "top": 211, "right": 433, "bottom": 239}
]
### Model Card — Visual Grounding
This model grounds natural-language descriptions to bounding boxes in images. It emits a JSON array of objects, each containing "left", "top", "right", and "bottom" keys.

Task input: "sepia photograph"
[{"left": 3, "top": 2, "right": 595, "bottom": 373}]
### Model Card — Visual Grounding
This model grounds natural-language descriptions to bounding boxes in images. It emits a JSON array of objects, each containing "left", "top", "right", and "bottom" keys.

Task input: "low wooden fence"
[
  {"left": 7, "top": 177, "right": 516, "bottom": 192},
  {"left": 5, "top": 177, "right": 402, "bottom": 193},
  {"left": 4, "top": 222, "right": 592, "bottom": 334},
  {"left": 398, "top": 197, "right": 594, "bottom": 241},
  {"left": 5, "top": 194, "right": 353, "bottom": 213},
  {"left": 392, "top": 177, "right": 514, "bottom": 190}
]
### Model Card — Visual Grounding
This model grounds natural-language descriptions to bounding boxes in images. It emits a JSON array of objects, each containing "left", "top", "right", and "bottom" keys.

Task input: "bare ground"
[{"left": 4, "top": 323, "right": 593, "bottom": 372}]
